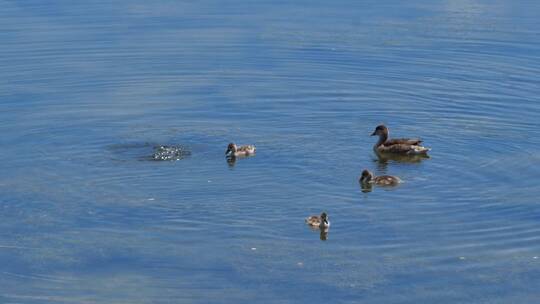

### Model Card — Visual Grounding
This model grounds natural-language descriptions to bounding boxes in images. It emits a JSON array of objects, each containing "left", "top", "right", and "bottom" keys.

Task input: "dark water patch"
[{"left": 106, "top": 142, "right": 155, "bottom": 161}]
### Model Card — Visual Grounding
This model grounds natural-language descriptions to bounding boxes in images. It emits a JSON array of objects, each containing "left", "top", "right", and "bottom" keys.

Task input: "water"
[{"left": 1, "top": 0, "right": 540, "bottom": 302}]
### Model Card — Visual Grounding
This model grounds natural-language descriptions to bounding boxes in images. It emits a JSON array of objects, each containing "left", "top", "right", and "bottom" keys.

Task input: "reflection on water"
[
  {"left": 1, "top": 0, "right": 540, "bottom": 303},
  {"left": 226, "top": 155, "right": 237, "bottom": 167},
  {"left": 307, "top": 225, "right": 329, "bottom": 241},
  {"left": 319, "top": 228, "right": 329, "bottom": 241},
  {"left": 373, "top": 152, "right": 430, "bottom": 171},
  {"left": 375, "top": 152, "right": 430, "bottom": 164},
  {"left": 225, "top": 154, "right": 256, "bottom": 168},
  {"left": 360, "top": 182, "right": 374, "bottom": 193}
]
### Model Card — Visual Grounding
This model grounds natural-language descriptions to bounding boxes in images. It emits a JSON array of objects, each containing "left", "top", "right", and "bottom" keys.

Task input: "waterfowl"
[
  {"left": 371, "top": 125, "right": 430, "bottom": 155},
  {"left": 305, "top": 212, "right": 330, "bottom": 229},
  {"left": 225, "top": 143, "right": 256, "bottom": 157},
  {"left": 359, "top": 169, "right": 401, "bottom": 186}
]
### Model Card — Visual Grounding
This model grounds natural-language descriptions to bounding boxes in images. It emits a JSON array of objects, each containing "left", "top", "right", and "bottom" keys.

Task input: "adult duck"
[{"left": 371, "top": 125, "right": 430, "bottom": 155}]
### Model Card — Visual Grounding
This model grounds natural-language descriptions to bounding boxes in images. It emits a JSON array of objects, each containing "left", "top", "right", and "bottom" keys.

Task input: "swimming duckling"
[
  {"left": 359, "top": 169, "right": 401, "bottom": 186},
  {"left": 306, "top": 212, "right": 330, "bottom": 229},
  {"left": 225, "top": 143, "right": 256, "bottom": 157},
  {"left": 371, "top": 125, "right": 430, "bottom": 155}
]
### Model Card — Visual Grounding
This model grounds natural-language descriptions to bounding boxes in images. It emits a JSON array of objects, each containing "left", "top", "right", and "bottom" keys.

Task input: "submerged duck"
[
  {"left": 225, "top": 143, "right": 256, "bottom": 157},
  {"left": 371, "top": 125, "right": 430, "bottom": 155},
  {"left": 359, "top": 169, "right": 401, "bottom": 186},
  {"left": 306, "top": 212, "right": 330, "bottom": 229}
]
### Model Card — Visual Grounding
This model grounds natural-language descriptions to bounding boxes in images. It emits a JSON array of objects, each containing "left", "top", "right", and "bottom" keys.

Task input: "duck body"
[
  {"left": 226, "top": 143, "right": 256, "bottom": 157},
  {"left": 371, "top": 125, "right": 430, "bottom": 155},
  {"left": 359, "top": 170, "right": 401, "bottom": 186},
  {"left": 306, "top": 212, "right": 330, "bottom": 229}
]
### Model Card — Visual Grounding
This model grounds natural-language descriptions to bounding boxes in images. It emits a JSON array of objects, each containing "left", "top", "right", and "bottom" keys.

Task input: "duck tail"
[{"left": 412, "top": 145, "right": 430, "bottom": 154}]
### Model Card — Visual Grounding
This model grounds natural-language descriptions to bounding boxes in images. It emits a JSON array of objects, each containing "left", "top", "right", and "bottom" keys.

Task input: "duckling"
[
  {"left": 306, "top": 212, "right": 330, "bottom": 229},
  {"left": 371, "top": 125, "right": 430, "bottom": 155},
  {"left": 225, "top": 143, "right": 256, "bottom": 157},
  {"left": 359, "top": 169, "right": 401, "bottom": 186}
]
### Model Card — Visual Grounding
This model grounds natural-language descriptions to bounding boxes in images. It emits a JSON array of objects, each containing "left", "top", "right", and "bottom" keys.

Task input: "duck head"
[
  {"left": 320, "top": 212, "right": 329, "bottom": 225},
  {"left": 360, "top": 169, "right": 373, "bottom": 183},
  {"left": 370, "top": 125, "right": 388, "bottom": 137},
  {"left": 225, "top": 143, "right": 237, "bottom": 156}
]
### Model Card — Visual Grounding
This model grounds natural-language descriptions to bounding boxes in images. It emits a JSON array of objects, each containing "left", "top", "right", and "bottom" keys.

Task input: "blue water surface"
[{"left": 1, "top": 1, "right": 540, "bottom": 303}]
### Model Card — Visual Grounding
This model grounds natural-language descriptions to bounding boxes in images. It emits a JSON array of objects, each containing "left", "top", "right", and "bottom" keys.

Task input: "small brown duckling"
[
  {"left": 305, "top": 212, "right": 330, "bottom": 229},
  {"left": 371, "top": 125, "right": 430, "bottom": 155},
  {"left": 359, "top": 169, "right": 401, "bottom": 186},
  {"left": 225, "top": 143, "right": 256, "bottom": 157}
]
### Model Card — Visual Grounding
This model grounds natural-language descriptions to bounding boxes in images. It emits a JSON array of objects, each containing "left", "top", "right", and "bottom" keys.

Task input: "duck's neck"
[
  {"left": 375, "top": 132, "right": 388, "bottom": 147},
  {"left": 361, "top": 175, "right": 372, "bottom": 183}
]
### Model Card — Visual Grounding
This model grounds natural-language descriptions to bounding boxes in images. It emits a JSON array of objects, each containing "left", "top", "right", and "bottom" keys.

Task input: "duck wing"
[
  {"left": 305, "top": 216, "right": 321, "bottom": 226},
  {"left": 384, "top": 138, "right": 422, "bottom": 146},
  {"left": 237, "top": 145, "right": 256, "bottom": 154},
  {"left": 378, "top": 143, "right": 430, "bottom": 155},
  {"left": 374, "top": 175, "right": 401, "bottom": 185}
]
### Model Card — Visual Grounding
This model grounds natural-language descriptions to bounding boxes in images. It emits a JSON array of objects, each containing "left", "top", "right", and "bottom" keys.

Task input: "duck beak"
[
  {"left": 225, "top": 149, "right": 232, "bottom": 156},
  {"left": 370, "top": 131, "right": 377, "bottom": 136}
]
